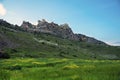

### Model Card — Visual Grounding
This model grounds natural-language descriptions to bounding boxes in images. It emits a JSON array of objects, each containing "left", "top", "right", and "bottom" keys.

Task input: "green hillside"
[{"left": 0, "top": 24, "right": 120, "bottom": 59}]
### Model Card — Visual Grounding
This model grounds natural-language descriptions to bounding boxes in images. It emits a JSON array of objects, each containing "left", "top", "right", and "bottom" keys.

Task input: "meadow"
[{"left": 0, "top": 58, "right": 120, "bottom": 80}]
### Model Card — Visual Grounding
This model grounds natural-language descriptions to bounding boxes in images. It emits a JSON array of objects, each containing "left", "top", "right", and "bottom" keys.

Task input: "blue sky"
[{"left": 0, "top": 0, "right": 120, "bottom": 45}]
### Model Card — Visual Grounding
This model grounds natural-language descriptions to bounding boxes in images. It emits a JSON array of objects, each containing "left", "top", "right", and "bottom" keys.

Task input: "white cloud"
[
  {"left": 106, "top": 41, "right": 120, "bottom": 46},
  {"left": 111, "top": 42, "right": 120, "bottom": 46},
  {"left": 0, "top": 3, "right": 6, "bottom": 16}
]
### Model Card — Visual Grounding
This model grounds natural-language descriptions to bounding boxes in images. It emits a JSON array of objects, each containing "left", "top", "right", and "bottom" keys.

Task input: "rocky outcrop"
[
  {"left": 21, "top": 21, "right": 36, "bottom": 30},
  {"left": 37, "top": 21, "right": 75, "bottom": 40},
  {"left": 21, "top": 19, "right": 76, "bottom": 40},
  {"left": 20, "top": 19, "right": 107, "bottom": 45},
  {"left": 75, "top": 34, "right": 106, "bottom": 45}
]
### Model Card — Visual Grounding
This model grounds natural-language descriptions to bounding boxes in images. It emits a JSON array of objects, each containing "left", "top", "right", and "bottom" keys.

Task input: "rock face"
[
  {"left": 75, "top": 34, "right": 106, "bottom": 45},
  {"left": 21, "top": 19, "right": 106, "bottom": 45},
  {"left": 21, "top": 21, "right": 36, "bottom": 30}
]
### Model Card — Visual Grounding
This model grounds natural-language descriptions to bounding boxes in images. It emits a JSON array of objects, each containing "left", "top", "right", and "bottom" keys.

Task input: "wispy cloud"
[
  {"left": 0, "top": 3, "right": 7, "bottom": 16},
  {"left": 106, "top": 41, "right": 120, "bottom": 46},
  {"left": 112, "top": 42, "right": 120, "bottom": 46}
]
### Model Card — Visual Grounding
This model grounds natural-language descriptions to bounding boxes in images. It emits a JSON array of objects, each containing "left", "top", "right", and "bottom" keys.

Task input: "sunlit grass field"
[{"left": 0, "top": 58, "right": 120, "bottom": 80}]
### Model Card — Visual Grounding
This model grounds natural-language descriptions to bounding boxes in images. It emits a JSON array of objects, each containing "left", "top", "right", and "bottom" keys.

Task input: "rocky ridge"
[{"left": 21, "top": 19, "right": 107, "bottom": 45}]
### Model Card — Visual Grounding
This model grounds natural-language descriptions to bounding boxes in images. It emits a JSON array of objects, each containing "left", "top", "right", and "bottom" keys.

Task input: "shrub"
[
  {"left": 8, "top": 65, "right": 22, "bottom": 70},
  {"left": 41, "top": 42, "right": 45, "bottom": 45},
  {"left": 0, "top": 51, "right": 10, "bottom": 59}
]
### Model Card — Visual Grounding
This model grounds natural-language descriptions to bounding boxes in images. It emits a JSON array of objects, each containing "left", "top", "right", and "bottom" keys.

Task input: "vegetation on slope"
[{"left": 0, "top": 24, "right": 120, "bottom": 59}]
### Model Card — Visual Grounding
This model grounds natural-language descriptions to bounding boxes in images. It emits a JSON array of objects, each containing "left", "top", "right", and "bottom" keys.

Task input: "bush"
[
  {"left": 41, "top": 42, "right": 45, "bottom": 45},
  {"left": 0, "top": 51, "right": 10, "bottom": 59},
  {"left": 8, "top": 65, "right": 22, "bottom": 70}
]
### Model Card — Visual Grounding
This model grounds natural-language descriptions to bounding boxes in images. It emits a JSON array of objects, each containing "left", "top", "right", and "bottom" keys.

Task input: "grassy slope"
[
  {"left": 1, "top": 25, "right": 120, "bottom": 80},
  {"left": 0, "top": 25, "right": 120, "bottom": 59},
  {"left": 0, "top": 58, "right": 120, "bottom": 80}
]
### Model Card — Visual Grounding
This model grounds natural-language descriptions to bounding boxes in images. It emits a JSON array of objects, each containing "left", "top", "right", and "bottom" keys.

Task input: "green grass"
[{"left": 0, "top": 58, "right": 120, "bottom": 80}]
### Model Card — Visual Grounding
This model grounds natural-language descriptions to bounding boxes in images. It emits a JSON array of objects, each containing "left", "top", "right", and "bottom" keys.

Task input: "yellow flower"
[
  {"left": 32, "top": 62, "right": 45, "bottom": 65},
  {"left": 63, "top": 64, "right": 79, "bottom": 70}
]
